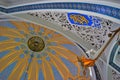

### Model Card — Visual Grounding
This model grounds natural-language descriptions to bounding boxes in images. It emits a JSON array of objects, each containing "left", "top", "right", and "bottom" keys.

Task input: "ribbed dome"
[{"left": 0, "top": 21, "right": 86, "bottom": 80}]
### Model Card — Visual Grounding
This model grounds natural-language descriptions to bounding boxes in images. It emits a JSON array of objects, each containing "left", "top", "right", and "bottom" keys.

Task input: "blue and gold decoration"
[
  {"left": 0, "top": 21, "right": 87, "bottom": 80},
  {"left": 67, "top": 13, "right": 102, "bottom": 28},
  {"left": 68, "top": 13, "right": 92, "bottom": 26}
]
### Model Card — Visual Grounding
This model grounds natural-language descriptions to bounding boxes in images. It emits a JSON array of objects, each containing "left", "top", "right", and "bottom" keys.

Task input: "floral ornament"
[{"left": 0, "top": 21, "right": 86, "bottom": 80}]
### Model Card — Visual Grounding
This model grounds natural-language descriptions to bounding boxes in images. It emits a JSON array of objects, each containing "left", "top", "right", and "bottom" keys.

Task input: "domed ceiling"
[
  {"left": 0, "top": 1, "right": 120, "bottom": 80},
  {"left": 0, "top": 21, "right": 86, "bottom": 80}
]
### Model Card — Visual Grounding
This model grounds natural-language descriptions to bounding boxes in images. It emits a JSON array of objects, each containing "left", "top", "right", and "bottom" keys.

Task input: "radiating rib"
[
  {"left": 29, "top": 23, "right": 40, "bottom": 33},
  {"left": 0, "top": 39, "right": 21, "bottom": 45},
  {"left": 48, "top": 46, "right": 78, "bottom": 67},
  {"left": 49, "top": 46, "right": 80, "bottom": 78},
  {"left": 42, "top": 28, "right": 54, "bottom": 37},
  {"left": 51, "top": 33, "right": 62, "bottom": 39},
  {"left": 10, "top": 21, "right": 29, "bottom": 34},
  {"left": 0, "top": 27, "right": 24, "bottom": 38},
  {"left": 41, "top": 58, "right": 55, "bottom": 80},
  {"left": 49, "top": 46, "right": 76, "bottom": 58},
  {"left": 0, "top": 33, "right": 20, "bottom": 38},
  {"left": 0, "top": 40, "right": 21, "bottom": 52},
  {"left": 74, "top": 62, "right": 81, "bottom": 78},
  {"left": 49, "top": 53, "right": 73, "bottom": 79},
  {"left": 50, "top": 51, "right": 77, "bottom": 65},
  {"left": 0, "top": 50, "right": 22, "bottom": 72},
  {"left": 8, "top": 55, "right": 29, "bottom": 80},
  {"left": 27, "top": 58, "right": 40, "bottom": 80}
]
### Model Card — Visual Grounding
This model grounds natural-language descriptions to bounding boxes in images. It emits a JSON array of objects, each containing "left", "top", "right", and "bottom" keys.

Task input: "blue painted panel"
[
  {"left": 52, "top": 65, "right": 63, "bottom": 80},
  {"left": 60, "top": 57, "right": 78, "bottom": 76},
  {"left": 0, "top": 61, "right": 17, "bottom": 80},
  {"left": 28, "top": 27, "right": 34, "bottom": 31},
  {"left": 37, "top": 60, "right": 42, "bottom": 64},
  {"left": 14, "top": 38, "right": 21, "bottom": 42},
  {"left": 62, "top": 44, "right": 81, "bottom": 56},
  {"left": 68, "top": 13, "right": 93, "bottom": 26},
  {"left": 0, "top": 22, "right": 16, "bottom": 29},
  {"left": 39, "top": 69, "right": 44, "bottom": 80},
  {"left": 20, "top": 72, "right": 28, "bottom": 80},
  {"left": 0, "top": 36, "right": 9, "bottom": 42},
  {"left": 0, "top": 50, "right": 10, "bottom": 58}
]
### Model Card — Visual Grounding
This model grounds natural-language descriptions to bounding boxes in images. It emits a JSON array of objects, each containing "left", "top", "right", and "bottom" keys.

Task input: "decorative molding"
[
  {"left": 93, "top": 65, "right": 102, "bottom": 80},
  {"left": 0, "top": 2, "right": 120, "bottom": 20},
  {"left": 109, "top": 40, "right": 120, "bottom": 73}
]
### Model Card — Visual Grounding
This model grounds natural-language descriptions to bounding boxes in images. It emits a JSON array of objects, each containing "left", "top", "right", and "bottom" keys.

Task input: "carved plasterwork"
[
  {"left": 28, "top": 11, "right": 116, "bottom": 50},
  {"left": 112, "top": 69, "right": 120, "bottom": 80}
]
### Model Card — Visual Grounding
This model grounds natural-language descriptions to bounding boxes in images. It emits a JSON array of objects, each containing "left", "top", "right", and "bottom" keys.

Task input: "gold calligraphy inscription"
[{"left": 70, "top": 14, "right": 88, "bottom": 24}]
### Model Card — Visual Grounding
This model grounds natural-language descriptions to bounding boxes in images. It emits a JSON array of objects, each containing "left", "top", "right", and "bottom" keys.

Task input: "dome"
[{"left": 0, "top": 0, "right": 120, "bottom": 80}]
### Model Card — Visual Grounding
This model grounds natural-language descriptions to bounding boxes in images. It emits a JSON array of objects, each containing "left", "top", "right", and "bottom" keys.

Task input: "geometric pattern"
[
  {"left": 28, "top": 11, "right": 114, "bottom": 50},
  {"left": 0, "top": 2, "right": 120, "bottom": 20},
  {"left": 0, "top": 21, "right": 85, "bottom": 80},
  {"left": 0, "top": 2, "right": 119, "bottom": 79}
]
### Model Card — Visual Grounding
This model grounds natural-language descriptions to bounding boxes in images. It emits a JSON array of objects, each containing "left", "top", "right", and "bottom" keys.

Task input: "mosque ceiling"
[
  {"left": 0, "top": 20, "right": 87, "bottom": 80},
  {"left": 28, "top": 11, "right": 120, "bottom": 50},
  {"left": 0, "top": 1, "right": 120, "bottom": 80}
]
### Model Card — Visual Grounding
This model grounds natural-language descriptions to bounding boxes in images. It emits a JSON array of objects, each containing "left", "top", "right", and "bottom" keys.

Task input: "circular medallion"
[{"left": 27, "top": 36, "right": 45, "bottom": 52}]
